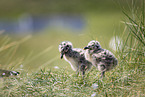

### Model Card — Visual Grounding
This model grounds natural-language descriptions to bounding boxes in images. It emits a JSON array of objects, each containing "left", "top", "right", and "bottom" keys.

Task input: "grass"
[
  {"left": 0, "top": 0, "right": 145, "bottom": 96},
  {"left": 0, "top": 64, "right": 144, "bottom": 96}
]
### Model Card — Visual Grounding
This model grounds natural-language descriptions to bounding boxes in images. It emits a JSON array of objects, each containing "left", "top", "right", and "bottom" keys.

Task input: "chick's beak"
[
  {"left": 84, "top": 46, "right": 89, "bottom": 50},
  {"left": 60, "top": 52, "right": 64, "bottom": 59}
]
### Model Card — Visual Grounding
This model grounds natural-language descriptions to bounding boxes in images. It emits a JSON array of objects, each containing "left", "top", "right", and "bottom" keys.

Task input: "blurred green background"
[{"left": 0, "top": 0, "right": 140, "bottom": 72}]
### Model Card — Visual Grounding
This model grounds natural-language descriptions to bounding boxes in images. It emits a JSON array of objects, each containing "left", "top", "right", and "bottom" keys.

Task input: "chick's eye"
[
  {"left": 96, "top": 45, "right": 99, "bottom": 48},
  {"left": 65, "top": 45, "right": 70, "bottom": 50}
]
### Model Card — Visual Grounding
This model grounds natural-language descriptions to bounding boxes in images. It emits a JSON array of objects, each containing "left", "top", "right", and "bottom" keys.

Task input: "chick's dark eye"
[
  {"left": 96, "top": 45, "right": 99, "bottom": 48},
  {"left": 65, "top": 45, "right": 70, "bottom": 50}
]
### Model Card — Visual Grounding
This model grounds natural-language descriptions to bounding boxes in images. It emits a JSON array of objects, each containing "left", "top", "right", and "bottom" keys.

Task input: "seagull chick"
[
  {"left": 0, "top": 69, "right": 20, "bottom": 77},
  {"left": 84, "top": 40, "right": 118, "bottom": 78},
  {"left": 59, "top": 41, "right": 92, "bottom": 79}
]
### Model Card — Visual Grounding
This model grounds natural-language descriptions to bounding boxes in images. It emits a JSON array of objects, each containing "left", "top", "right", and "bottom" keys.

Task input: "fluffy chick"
[
  {"left": 59, "top": 41, "right": 92, "bottom": 79},
  {"left": 0, "top": 69, "right": 20, "bottom": 77},
  {"left": 84, "top": 40, "right": 118, "bottom": 78}
]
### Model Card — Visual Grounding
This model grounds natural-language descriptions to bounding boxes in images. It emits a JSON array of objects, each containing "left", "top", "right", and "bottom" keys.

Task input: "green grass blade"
[{"left": 126, "top": 24, "right": 145, "bottom": 45}]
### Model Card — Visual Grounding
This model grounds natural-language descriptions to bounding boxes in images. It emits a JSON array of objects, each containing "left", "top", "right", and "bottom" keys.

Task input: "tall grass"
[
  {"left": 0, "top": 33, "right": 31, "bottom": 70},
  {"left": 120, "top": 0, "right": 144, "bottom": 66},
  {"left": 0, "top": 0, "right": 145, "bottom": 96}
]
